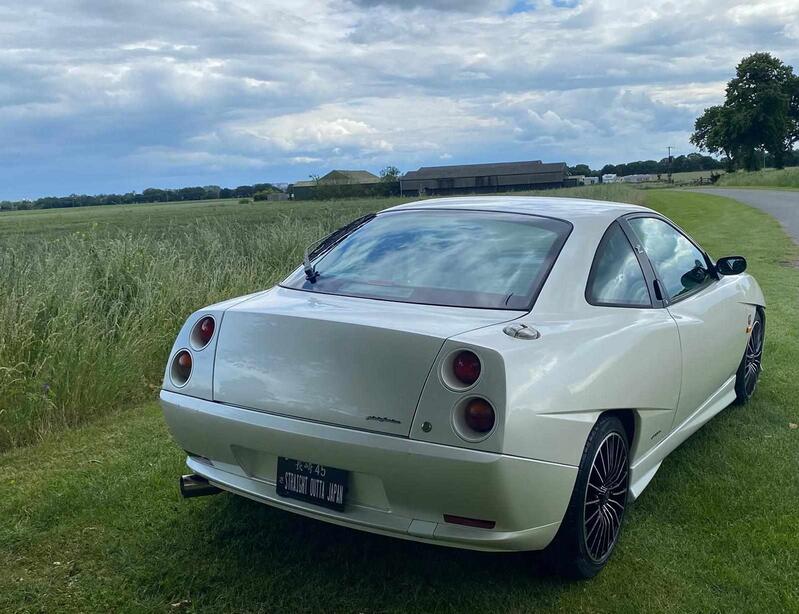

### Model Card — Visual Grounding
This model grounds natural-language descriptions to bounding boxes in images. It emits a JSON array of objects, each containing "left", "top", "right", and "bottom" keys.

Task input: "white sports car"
[{"left": 160, "top": 196, "right": 764, "bottom": 577}]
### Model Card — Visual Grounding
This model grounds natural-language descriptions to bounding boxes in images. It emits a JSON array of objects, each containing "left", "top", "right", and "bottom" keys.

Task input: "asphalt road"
[{"left": 694, "top": 188, "right": 799, "bottom": 244}]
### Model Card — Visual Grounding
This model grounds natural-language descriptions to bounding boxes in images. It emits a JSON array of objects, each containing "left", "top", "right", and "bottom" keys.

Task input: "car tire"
[
  {"left": 734, "top": 309, "right": 765, "bottom": 404},
  {"left": 545, "top": 415, "right": 630, "bottom": 579}
]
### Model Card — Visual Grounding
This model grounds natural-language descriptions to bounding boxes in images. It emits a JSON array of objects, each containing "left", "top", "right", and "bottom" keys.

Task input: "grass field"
[
  {"left": 1, "top": 186, "right": 798, "bottom": 612},
  {"left": 667, "top": 169, "right": 725, "bottom": 182},
  {"left": 0, "top": 184, "right": 640, "bottom": 451},
  {"left": 716, "top": 167, "right": 799, "bottom": 189}
]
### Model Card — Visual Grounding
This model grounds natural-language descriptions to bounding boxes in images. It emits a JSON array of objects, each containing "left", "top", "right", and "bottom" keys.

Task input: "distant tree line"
[
  {"left": 0, "top": 183, "right": 283, "bottom": 212},
  {"left": 568, "top": 153, "right": 726, "bottom": 178},
  {"left": 691, "top": 52, "right": 799, "bottom": 171}
]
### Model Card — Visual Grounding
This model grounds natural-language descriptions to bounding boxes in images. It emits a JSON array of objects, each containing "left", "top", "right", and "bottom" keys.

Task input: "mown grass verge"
[{"left": 0, "top": 188, "right": 797, "bottom": 612}]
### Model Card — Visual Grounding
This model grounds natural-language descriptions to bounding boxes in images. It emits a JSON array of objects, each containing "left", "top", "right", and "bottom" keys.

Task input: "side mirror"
[{"left": 716, "top": 256, "right": 747, "bottom": 276}]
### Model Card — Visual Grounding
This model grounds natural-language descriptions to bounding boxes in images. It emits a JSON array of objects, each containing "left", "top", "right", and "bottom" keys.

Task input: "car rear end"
[{"left": 160, "top": 206, "right": 578, "bottom": 551}]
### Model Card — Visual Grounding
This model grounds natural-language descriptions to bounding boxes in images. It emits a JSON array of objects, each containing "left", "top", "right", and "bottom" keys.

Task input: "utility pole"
[{"left": 667, "top": 146, "right": 674, "bottom": 183}]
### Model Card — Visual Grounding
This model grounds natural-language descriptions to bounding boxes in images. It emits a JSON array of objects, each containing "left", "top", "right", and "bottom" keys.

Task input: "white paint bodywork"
[{"left": 160, "top": 196, "right": 765, "bottom": 552}]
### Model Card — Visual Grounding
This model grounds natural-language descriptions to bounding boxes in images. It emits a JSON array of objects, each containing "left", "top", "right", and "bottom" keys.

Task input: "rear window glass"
[{"left": 281, "top": 210, "right": 571, "bottom": 310}]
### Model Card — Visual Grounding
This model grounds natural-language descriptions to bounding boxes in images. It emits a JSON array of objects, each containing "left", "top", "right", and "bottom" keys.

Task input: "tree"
[
  {"left": 691, "top": 53, "right": 799, "bottom": 170},
  {"left": 379, "top": 166, "right": 400, "bottom": 182},
  {"left": 692, "top": 106, "right": 739, "bottom": 171},
  {"left": 569, "top": 164, "right": 592, "bottom": 176}
]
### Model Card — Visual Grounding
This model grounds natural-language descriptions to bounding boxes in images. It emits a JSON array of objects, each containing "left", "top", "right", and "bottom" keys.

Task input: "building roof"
[
  {"left": 290, "top": 170, "right": 381, "bottom": 189},
  {"left": 401, "top": 160, "right": 566, "bottom": 181},
  {"left": 319, "top": 170, "right": 380, "bottom": 184}
]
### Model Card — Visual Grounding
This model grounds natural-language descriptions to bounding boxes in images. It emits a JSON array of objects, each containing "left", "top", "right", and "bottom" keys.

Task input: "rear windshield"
[{"left": 281, "top": 209, "right": 572, "bottom": 310}]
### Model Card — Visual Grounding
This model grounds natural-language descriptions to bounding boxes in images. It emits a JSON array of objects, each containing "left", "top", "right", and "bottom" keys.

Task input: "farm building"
[
  {"left": 399, "top": 160, "right": 570, "bottom": 196},
  {"left": 290, "top": 170, "right": 381, "bottom": 199}
]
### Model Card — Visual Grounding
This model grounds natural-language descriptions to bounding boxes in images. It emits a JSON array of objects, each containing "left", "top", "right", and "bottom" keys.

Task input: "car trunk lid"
[{"left": 212, "top": 286, "right": 520, "bottom": 436}]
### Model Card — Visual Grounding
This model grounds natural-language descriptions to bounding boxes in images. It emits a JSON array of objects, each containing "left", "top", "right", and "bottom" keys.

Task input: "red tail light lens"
[
  {"left": 171, "top": 350, "right": 193, "bottom": 386},
  {"left": 191, "top": 316, "right": 215, "bottom": 349},
  {"left": 464, "top": 398, "right": 495, "bottom": 433},
  {"left": 453, "top": 351, "right": 481, "bottom": 386},
  {"left": 198, "top": 316, "right": 215, "bottom": 345},
  {"left": 177, "top": 351, "right": 192, "bottom": 371}
]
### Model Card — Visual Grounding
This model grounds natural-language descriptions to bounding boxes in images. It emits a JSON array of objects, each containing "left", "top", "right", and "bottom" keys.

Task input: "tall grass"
[
  {"left": 0, "top": 186, "right": 644, "bottom": 450},
  {"left": 716, "top": 167, "right": 799, "bottom": 188},
  {"left": 0, "top": 211, "right": 373, "bottom": 450}
]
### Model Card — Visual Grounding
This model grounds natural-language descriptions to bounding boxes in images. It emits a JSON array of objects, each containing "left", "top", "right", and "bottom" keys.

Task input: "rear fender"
[
  {"left": 161, "top": 291, "right": 268, "bottom": 400},
  {"left": 410, "top": 340, "right": 508, "bottom": 454}
]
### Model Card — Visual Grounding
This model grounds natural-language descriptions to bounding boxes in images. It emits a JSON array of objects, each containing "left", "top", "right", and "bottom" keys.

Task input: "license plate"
[{"left": 276, "top": 457, "right": 348, "bottom": 511}]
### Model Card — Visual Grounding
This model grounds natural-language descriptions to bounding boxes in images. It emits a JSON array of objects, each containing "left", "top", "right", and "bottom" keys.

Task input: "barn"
[
  {"left": 399, "top": 160, "right": 570, "bottom": 196},
  {"left": 290, "top": 170, "right": 381, "bottom": 200}
]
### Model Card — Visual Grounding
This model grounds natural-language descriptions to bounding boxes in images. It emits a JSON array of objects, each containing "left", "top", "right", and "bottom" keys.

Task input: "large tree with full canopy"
[{"left": 691, "top": 53, "right": 799, "bottom": 171}]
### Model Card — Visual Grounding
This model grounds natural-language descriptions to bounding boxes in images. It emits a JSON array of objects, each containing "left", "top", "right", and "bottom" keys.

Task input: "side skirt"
[{"left": 628, "top": 375, "right": 737, "bottom": 501}]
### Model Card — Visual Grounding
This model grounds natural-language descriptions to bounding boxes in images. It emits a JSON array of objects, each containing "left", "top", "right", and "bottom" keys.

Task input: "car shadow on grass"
[{"left": 134, "top": 490, "right": 569, "bottom": 611}]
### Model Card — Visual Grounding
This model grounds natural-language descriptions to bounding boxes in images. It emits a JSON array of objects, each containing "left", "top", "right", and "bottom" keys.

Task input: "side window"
[
  {"left": 627, "top": 217, "right": 711, "bottom": 301},
  {"left": 586, "top": 222, "right": 651, "bottom": 307}
]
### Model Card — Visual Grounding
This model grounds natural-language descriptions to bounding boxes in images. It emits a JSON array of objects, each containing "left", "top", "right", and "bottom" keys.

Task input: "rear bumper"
[{"left": 160, "top": 390, "right": 577, "bottom": 552}]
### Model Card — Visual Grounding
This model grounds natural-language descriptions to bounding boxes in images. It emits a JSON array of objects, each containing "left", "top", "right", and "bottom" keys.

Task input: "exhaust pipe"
[{"left": 180, "top": 474, "right": 222, "bottom": 498}]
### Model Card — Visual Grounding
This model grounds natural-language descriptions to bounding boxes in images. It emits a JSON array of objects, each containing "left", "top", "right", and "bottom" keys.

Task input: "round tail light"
[
  {"left": 191, "top": 316, "right": 215, "bottom": 349},
  {"left": 453, "top": 351, "right": 481, "bottom": 386},
  {"left": 171, "top": 350, "right": 193, "bottom": 386},
  {"left": 464, "top": 398, "right": 495, "bottom": 433}
]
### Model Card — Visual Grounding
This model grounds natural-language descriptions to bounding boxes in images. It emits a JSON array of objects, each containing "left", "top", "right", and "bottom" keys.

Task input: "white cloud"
[{"left": 0, "top": 0, "right": 798, "bottom": 198}]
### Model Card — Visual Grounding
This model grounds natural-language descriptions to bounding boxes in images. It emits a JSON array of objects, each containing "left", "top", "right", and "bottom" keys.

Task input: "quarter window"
[
  {"left": 587, "top": 222, "right": 651, "bottom": 307},
  {"left": 628, "top": 217, "right": 711, "bottom": 300}
]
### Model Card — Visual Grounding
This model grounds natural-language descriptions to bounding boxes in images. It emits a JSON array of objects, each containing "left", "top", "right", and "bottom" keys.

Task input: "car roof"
[{"left": 385, "top": 196, "right": 652, "bottom": 227}]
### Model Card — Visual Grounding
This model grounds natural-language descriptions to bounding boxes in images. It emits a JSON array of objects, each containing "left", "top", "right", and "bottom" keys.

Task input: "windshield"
[{"left": 281, "top": 209, "right": 572, "bottom": 310}]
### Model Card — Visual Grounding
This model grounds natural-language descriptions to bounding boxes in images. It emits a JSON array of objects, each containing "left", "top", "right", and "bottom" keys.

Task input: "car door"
[
  {"left": 625, "top": 215, "right": 751, "bottom": 430},
  {"left": 585, "top": 220, "right": 681, "bottom": 458}
]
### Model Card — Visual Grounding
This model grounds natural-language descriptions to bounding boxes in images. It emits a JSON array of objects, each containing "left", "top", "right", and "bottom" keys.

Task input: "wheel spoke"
[
  {"left": 607, "top": 496, "right": 625, "bottom": 510},
  {"left": 607, "top": 469, "right": 628, "bottom": 490},
  {"left": 598, "top": 443, "right": 608, "bottom": 480},
  {"left": 587, "top": 514, "right": 603, "bottom": 555},
  {"left": 605, "top": 502, "right": 621, "bottom": 527},
  {"left": 592, "top": 515, "right": 606, "bottom": 557}
]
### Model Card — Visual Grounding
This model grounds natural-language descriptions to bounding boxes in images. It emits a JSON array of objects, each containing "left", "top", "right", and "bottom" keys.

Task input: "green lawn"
[{"left": 1, "top": 189, "right": 798, "bottom": 612}]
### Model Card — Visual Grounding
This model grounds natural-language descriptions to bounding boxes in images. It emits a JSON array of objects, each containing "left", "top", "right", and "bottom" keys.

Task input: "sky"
[{"left": 1, "top": 0, "right": 798, "bottom": 200}]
